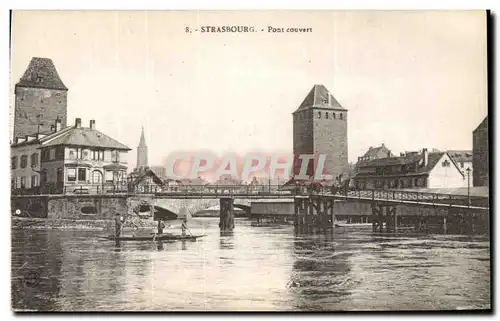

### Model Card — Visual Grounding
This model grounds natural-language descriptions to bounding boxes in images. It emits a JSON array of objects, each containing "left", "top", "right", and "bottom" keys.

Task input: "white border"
[{"left": 1, "top": 1, "right": 497, "bottom": 320}]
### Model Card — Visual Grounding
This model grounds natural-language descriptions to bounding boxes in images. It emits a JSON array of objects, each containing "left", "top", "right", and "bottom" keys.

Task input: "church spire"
[
  {"left": 139, "top": 126, "right": 146, "bottom": 146},
  {"left": 136, "top": 126, "right": 148, "bottom": 170}
]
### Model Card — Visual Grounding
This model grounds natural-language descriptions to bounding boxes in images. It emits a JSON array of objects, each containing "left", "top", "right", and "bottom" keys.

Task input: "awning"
[
  {"left": 103, "top": 163, "right": 128, "bottom": 171},
  {"left": 65, "top": 161, "right": 93, "bottom": 168}
]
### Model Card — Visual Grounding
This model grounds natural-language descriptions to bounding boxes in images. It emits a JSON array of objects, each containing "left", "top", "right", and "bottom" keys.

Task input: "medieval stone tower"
[
  {"left": 136, "top": 126, "right": 149, "bottom": 170},
  {"left": 13, "top": 57, "right": 68, "bottom": 140},
  {"left": 292, "top": 84, "right": 348, "bottom": 180}
]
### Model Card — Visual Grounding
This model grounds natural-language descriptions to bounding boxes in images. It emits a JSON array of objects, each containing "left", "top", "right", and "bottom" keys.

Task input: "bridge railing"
[
  {"left": 11, "top": 183, "right": 488, "bottom": 208},
  {"left": 332, "top": 188, "right": 486, "bottom": 208}
]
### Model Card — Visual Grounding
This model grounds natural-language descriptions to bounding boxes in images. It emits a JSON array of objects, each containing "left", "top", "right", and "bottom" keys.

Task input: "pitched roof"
[
  {"left": 16, "top": 57, "right": 68, "bottom": 91},
  {"left": 473, "top": 116, "right": 488, "bottom": 133},
  {"left": 357, "top": 152, "right": 440, "bottom": 173},
  {"left": 361, "top": 144, "right": 393, "bottom": 160},
  {"left": 11, "top": 125, "right": 74, "bottom": 148},
  {"left": 294, "top": 84, "right": 346, "bottom": 113},
  {"left": 41, "top": 126, "right": 131, "bottom": 150},
  {"left": 357, "top": 153, "right": 422, "bottom": 168},
  {"left": 447, "top": 150, "right": 473, "bottom": 163},
  {"left": 129, "top": 168, "right": 164, "bottom": 186},
  {"left": 356, "top": 152, "right": 464, "bottom": 177}
]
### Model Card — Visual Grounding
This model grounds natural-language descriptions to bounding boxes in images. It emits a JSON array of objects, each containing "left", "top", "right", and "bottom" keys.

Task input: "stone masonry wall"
[
  {"left": 47, "top": 196, "right": 128, "bottom": 220},
  {"left": 293, "top": 110, "right": 314, "bottom": 175},
  {"left": 14, "top": 86, "right": 67, "bottom": 140},
  {"left": 313, "top": 108, "right": 348, "bottom": 180}
]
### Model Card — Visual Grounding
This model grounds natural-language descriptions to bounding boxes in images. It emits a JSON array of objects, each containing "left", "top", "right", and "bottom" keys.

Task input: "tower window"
[
  {"left": 333, "top": 113, "right": 336, "bottom": 119},
  {"left": 340, "top": 113, "right": 343, "bottom": 120}
]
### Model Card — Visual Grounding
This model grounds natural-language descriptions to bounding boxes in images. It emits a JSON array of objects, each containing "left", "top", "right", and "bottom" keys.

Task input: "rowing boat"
[{"left": 100, "top": 234, "right": 206, "bottom": 241}]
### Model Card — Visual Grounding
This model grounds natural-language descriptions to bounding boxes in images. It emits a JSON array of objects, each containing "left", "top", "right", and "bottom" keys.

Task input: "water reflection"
[
  {"left": 11, "top": 218, "right": 490, "bottom": 311},
  {"left": 11, "top": 230, "right": 63, "bottom": 311},
  {"left": 219, "top": 230, "right": 235, "bottom": 251},
  {"left": 289, "top": 229, "right": 354, "bottom": 310}
]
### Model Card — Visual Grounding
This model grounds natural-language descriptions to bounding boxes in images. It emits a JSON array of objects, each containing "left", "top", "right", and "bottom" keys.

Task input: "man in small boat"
[
  {"left": 181, "top": 218, "right": 188, "bottom": 236},
  {"left": 157, "top": 220, "right": 166, "bottom": 235},
  {"left": 115, "top": 213, "right": 125, "bottom": 238}
]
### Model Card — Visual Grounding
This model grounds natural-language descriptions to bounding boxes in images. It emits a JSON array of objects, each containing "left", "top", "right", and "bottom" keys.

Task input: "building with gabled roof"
[
  {"left": 447, "top": 150, "right": 473, "bottom": 176},
  {"left": 358, "top": 143, "right": 393, "bottom": 162},
  {"left": 11, "top": 117, "right": 131, "bottom": 194},
  {"left": 127, "top": 167, "right": 164, "bottom": 193},
  {"left": 353, "top": 149, "right": 466, "bottom": 190},
  {"left": 14, "top": 57, "right": 68, "bottom": 140},
  {"left": 292, "top": 84, "right": 348, "bottom": 181}
]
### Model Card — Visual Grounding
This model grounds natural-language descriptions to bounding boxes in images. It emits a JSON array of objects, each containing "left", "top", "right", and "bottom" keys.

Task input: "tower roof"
[
  {"left": 294, "top": 84, "right": 346, "bottom": 113},
  {"left": 16, "top": 57, "right": 68, "bottom": 91},
  {"left": 473, "top": 116, "right": 488, "bottom": 133},
  {"left": 139, "top": 126, "right": 147, "bottom": 147}
]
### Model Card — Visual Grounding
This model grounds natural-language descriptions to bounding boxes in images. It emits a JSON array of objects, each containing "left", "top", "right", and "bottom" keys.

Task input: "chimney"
[
  {"left": 90, "top": 119, "right": 96, "bottom": 130},
  {"left": 422, "top": 148, "right": 428, "bottom": 167},
  {"left": 75, "top": 118, "right": 82, "bottom": 128},
  {"left": 55, "top": 117, "right": 62, "bottom": 132}
]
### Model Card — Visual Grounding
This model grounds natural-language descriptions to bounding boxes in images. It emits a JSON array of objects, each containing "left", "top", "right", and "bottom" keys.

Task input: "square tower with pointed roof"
[
  {"left": 13, "top": 57, "right": 68, "bottom": 141},
  {"left": 292, "top": 84, "right": 348, "bottom": 180}
]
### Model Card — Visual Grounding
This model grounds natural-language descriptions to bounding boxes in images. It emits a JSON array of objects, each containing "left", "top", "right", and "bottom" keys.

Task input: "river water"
[{"left": 11, "top": 218, "right": 490, "bottom": 311}]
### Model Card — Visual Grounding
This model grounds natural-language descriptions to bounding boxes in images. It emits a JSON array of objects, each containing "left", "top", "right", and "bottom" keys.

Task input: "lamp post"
[{"left": 465, "top": 167, "right": 471, "bottom": 207}]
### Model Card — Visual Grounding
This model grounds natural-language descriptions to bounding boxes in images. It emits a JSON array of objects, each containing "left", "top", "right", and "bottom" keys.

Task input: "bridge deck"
[{"left": 12, "top": 187, "right": 489, "bottom": 211}]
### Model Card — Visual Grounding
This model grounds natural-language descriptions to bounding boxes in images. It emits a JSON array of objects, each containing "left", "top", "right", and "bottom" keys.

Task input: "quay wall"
[
  {"left": 12, "top": 195, "right": 129, "bottom": 219},
  {"left": 12, "top": 195, "right": 252, "bottom": 221}
]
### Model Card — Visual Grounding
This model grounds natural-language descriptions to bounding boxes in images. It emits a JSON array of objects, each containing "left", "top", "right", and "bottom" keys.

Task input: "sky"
[{"left": 10, "top": 10, "right": 488, "bottom": 168}]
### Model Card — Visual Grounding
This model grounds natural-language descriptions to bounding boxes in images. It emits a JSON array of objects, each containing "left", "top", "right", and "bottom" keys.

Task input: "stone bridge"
[{"left": 127, "top": 196, "right": 252, "bottom": 218}]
